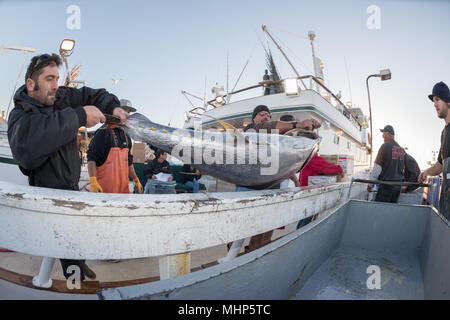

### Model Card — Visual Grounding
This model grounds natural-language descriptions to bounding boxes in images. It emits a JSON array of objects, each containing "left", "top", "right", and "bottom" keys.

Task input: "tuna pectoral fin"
[
  {"left": 284, "top": 128, "right": 319, "bottom": 140},
  {"left": 203, "top": 114, "right": 251, "bottom": 144}
]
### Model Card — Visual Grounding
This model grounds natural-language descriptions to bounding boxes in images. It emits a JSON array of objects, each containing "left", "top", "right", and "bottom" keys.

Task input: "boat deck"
[
  {"left": 99, "top": 199, "right": 449, "bottom": 300},
  {"left": 294, "top": 247, "right": 424, "bottom": 300}
]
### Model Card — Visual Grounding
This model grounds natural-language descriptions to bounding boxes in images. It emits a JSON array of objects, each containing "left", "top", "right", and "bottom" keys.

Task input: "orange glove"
[
  {"left": 134, "top": 177, "right": 143, "bottom": 194},
  {"left": 90, "top": 176, "right": 103, "bottom": 193}
]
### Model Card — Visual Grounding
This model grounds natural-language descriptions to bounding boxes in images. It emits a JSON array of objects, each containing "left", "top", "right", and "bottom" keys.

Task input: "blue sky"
[{"left": 0, "top": 0, "right": 449, "bottom": 168}]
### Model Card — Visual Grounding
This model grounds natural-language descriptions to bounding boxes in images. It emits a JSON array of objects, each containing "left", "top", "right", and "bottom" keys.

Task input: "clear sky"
[{"left": 0, "top": 0, "right": 449, "bottom": 168}]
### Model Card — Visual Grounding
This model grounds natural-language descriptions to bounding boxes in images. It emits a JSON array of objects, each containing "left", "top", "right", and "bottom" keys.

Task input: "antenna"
[
  {"left": 203, "top": 77, "right": 207, "bottom": 108},
  {"left": 262, "top": 25, "right": 307, "bottom": 89},
  {"left": 226, "top": 52, "right": 229, "bottom": 98},
  {"left": 344, "top": 56, "right": 353, "bottom": 106}
]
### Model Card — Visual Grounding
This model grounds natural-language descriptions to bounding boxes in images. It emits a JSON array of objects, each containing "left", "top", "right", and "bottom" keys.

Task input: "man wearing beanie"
[
  {"left": 419, "top": 81, "right": 450, "bottom": 219},
  {"left": 244, "top": 105, "right": 321, "bottom": 133},
  {"left": 234, "top": 105, "right": 321, "bottom": 252}
]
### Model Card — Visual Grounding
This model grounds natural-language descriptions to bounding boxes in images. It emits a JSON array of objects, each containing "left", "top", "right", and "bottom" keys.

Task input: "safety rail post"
[
  {"left": 217, "top": 238, "right": 245, "bottom": 263},
  {"left": 32, "top": 257, "right": 55, "bottom": 289}
]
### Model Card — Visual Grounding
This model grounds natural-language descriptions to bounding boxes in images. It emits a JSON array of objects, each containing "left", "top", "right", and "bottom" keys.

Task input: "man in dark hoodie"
[
  {"left": 419, "top": 81, "right": 450, "bottom": 219},
  {"left": 7, "top": 53, "right": 128, "bottom": 281}
]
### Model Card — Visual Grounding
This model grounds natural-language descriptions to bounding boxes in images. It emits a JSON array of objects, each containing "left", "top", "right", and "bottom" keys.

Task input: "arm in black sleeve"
[
  {"left": 165, "top": 161, "right": 173, "bottom": 174},
  {"left": 126, "top": 133, "right": 134, "bottom": 166},
  {"left": 143, "top": 161, "right": 155, "bottom": 179},
  {"left": 65, "top": 86, "right": 120, "bottom": 115},
  {"left": 438, "top": 147, "right": 443, "bottom": 165},
  {"left": 7, "top": 106, "right": 80, "bottom": 170},
  {"left": 87, "top": 130, "right": 109, "bottom": 166}
]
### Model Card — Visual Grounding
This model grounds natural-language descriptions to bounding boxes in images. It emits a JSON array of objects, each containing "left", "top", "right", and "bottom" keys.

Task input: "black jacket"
[
  {"left": 404, "top": 153, "right": 420, "bottom": 192},
  {"left": 181, "top": 164, "right": 202, "bottom": 183},
  {"left": 8, "top": 85, "right": 120, "bottom": 190},
  {"left": 87, "top": 127, "right": 133, "bottom": 167},
  {"left": 374, "top": 140, "right": 405, "bottom": 182},
  {"left": 144, "top": 159, "right": 172, "bottom": 181}
]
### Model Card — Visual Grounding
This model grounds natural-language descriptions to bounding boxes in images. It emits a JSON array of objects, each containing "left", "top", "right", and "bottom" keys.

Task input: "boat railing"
[
  {"left": 300, "top": 75, "right": 363, "bottom": 131},
  {"left": 0, "top": 180, "right": 367, "bottom": 288},
  {"left": 185, "top": 75, "right": 363, "bottom": 131}
]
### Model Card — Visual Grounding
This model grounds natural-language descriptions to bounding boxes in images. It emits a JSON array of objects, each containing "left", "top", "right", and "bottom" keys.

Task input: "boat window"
[{"left": 334, "top": 135, "right": 340, "bottom": 145}]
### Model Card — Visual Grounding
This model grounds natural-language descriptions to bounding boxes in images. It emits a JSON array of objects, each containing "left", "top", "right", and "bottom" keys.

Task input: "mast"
[
  {"left": 308, "top": 31, "right": 324, "bottom": 92},
  {"left": 262, "top": 25, "right": 307, "bottom": 89}
]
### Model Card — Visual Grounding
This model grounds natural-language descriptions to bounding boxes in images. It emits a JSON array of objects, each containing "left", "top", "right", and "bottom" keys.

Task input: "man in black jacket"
[
  {"left": 143, "top": 149, "right": 175, "bottom": 194},
  {"left": 419, "top": 81, "right": 450, "bottom": 219},
  {"left": 181, "top": 164, "right": 202, "bottom": 193},
  {"left": 368, "top": 125, "right": 405, "bottom": 203},
  {"left": 7, "top": 53, "right": 128, "bottom": 281},
  {"left": 403, "top": 153, "right": 420, "bottom": 192}
]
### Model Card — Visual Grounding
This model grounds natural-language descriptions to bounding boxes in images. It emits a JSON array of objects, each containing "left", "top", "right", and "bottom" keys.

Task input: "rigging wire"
[
  {"left": 228, "top": 37, "right": 260, "bottom": 103},
  {"left": 264, "top": 25, "right": 309, "bottom": 40},
  {"left": 270, "top": 31, "right": 314, "bottom": 76},
  {"left": 344, "top": 56, "right": 353, "bottom": 105}
]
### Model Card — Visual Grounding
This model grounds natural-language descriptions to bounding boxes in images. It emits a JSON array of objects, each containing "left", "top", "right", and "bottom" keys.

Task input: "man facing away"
[
  {"left": 8, "top": 53, "right": 128, "bottom": 281},
  {"left": 181, "top": 164, "right": 202, "bottom": 193},
  {"left": 368, "top": 125, "right": 405, "bottom": 203},
  {"left": 419, "top": 81, "right": 450, "bottom": 219},
  {"left": 403, "top": 153, "right": 420, "bottom": 193}
]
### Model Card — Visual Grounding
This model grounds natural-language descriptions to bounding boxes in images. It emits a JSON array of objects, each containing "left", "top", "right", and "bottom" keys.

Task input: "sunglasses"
[{"left": 29, "top": 54, "right": 52, "bottom": 78}]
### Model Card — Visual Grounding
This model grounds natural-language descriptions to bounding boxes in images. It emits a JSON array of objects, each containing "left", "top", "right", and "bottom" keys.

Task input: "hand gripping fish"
[{"left": 123, "top": 113, "right": 321, "bottom": 188}]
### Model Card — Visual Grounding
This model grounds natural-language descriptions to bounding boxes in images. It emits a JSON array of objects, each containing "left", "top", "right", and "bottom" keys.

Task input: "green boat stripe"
[
  {"left": 0, "top": 156, "right": 17, "bottom": 165},
  {"left": 203, "top": 105, "right": 361, "bottom": 143},
  {"left": 203, "top": 106, "right": 317, "bottom": 124},
  {"left": 204, "top": 106, "right": 341, "bottom": 130}
]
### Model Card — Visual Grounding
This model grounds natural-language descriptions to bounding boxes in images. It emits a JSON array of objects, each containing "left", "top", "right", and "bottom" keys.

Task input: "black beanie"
[
  {"left": 252, "top": 105, "right": 270, "bottom": 120},
  {"left": 428, "top": 82, "right": 450, "bottom": 103}
]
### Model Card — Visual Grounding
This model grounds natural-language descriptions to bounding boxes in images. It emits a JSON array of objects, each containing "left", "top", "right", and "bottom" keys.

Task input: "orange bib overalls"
[{"left": 96, "top": 128, "right": 130, "bottom": 194}]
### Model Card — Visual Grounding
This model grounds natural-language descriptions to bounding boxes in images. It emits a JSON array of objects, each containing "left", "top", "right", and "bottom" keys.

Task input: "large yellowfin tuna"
[{"left": 123, "top": 113, "right": 321, "bottom": 188}]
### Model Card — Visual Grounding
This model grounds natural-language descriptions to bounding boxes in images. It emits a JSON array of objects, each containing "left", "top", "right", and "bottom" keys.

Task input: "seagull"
[{"left": 112, "top": 78, "right": 123, "bottom": 85}]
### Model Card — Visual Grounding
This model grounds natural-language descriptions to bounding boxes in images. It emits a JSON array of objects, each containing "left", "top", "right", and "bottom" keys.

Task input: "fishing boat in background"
[{"left": 183, "top": 26, "right": 371, "bottom": 190}]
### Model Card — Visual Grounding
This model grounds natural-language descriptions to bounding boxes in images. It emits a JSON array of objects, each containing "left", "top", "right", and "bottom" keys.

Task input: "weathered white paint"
[
  {"left": 159, "top": 253, "right": 191, "bottom": 280},
  {"left": 0, "top": 180, "right": 365, "bottom": 260}
]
